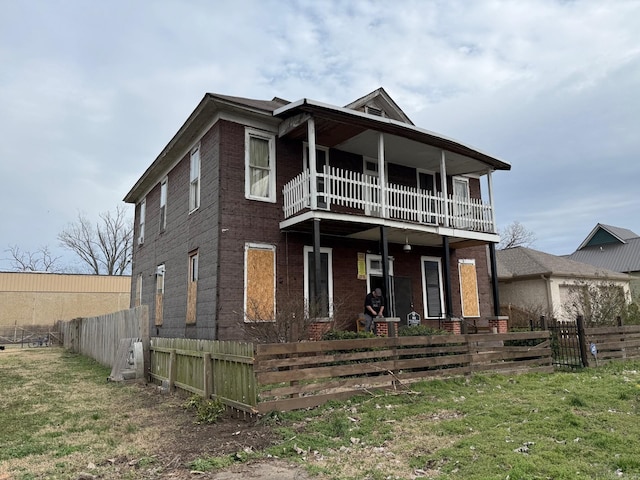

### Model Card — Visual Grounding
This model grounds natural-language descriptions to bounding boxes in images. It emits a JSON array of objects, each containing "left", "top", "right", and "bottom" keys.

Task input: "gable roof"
[
  {"left": 344, "top": 87, "right": 414, "bottom": 125},
  {"left": 576, "top": 223, "right": 639, "bottom": 250},
  {"left": 497, "top": 246, "right": 629, "bottom": 281},
  {"left": 565, "top": 224, "right": 640, "bottom": 274}
]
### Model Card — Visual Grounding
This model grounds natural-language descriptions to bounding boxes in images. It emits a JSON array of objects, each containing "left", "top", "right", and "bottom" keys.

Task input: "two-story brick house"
[{"left": 124, "top": 88, "right": 511, "bottom": 340}]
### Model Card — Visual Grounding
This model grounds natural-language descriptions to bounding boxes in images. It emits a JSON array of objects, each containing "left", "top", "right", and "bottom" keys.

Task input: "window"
[
  {"left": 459, "top": 259, "right": 480, "bottom": 318},
  {"left": 155, "top": 264, "right": 165, "bottom": 326},
  {"left": 245, "top": 128, "right": 276, "bottom": 202},
  {"left": 452, "top": 176, "right": 471, "bottom": 228},
  {"left": 421, "top": 257, "right": 444, "bottom": 318},
  {"left": 138, "top": 198, "right": 146, "bottom": 245},
  {"left": 244, "top": 243, "right": 276, "bottom": 322},
  {"left": 159, "top": 177, "right": 168, "bottom": 232},
  {"left": 186, "top": 251, "right": 198, "bottom": 324},
  {"left": 189, "top": 145, "right": 200, "bottom": 212},
  {"left": 304, "top": 246, "right": 333, "bottom": 318}
]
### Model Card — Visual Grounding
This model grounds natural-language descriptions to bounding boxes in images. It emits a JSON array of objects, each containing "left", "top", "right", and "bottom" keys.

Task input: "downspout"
[{"left": 542, "top": 274, "right": 553, "bottom": 317}]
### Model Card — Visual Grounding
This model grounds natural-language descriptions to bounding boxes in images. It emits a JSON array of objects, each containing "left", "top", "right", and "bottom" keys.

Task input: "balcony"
[{"left": 283, "top": 166, "right": 496, "bottom": 234}]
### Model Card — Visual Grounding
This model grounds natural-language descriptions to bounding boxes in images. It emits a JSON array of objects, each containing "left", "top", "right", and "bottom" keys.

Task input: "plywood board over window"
[
  {"left": 459, "top": 259, "right": 480, "bottom": 318},
  {"left": 155, "top": 265, "right": 165, "bottom": 326},
  {"left": 186, "top": 251, "right": 198, "bottom": 325},
  {"left": 244, "top": 244, "right": 276, "bottom": 322}
]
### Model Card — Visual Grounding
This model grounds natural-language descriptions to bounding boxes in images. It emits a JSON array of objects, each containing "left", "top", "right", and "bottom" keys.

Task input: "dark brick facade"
[{"left": 130, "top": 112, "right": 496, "bottom": 341}]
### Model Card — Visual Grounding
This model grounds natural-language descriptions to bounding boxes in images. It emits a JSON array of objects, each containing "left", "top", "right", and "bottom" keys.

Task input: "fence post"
[
  {"left": 168, "top": 349, "right": 177, "bottom": 391},
  {"left": 576, "top": 315, "right": 590, "bottom": 367},
  {"left": 203, "top": 352, "right": 213, "bottom": 400},
  {"left": 617, "top": 316, "right": 623, "bottom": 327},
  {"left": 540, "top": 315, "right": 547, "bottom": 331}
]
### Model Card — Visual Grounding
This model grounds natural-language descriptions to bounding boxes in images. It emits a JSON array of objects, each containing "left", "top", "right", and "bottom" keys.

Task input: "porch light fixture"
[{"left": 403, "top": 236, "right": 412, "bottom": 253}]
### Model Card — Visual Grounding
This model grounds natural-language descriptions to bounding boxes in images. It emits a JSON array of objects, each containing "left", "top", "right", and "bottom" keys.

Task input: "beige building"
[{"left": 0, "top": 272, "right": 131, "bottom": 327}]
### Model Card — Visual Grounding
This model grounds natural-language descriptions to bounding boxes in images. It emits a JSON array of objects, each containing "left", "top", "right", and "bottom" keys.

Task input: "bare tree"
[
  {"left": 6, "top": 245, "right": 61, "bottom": 272},
  {"left": 498, "top": 221, "right": 536, "bottom": 250},
  {"left": 58, "top": 206, "right": 133, "bottom": 275}
]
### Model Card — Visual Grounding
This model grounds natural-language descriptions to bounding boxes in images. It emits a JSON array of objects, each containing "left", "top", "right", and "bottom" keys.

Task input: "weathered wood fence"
[
  {"left": 149, "top": 331, "right": 552, "bottom": 414},
  {"left": 59, "top": 305, "right": 149, "bottom": 367},
  {"left": 149, "top": 338, "right": 258, "bottom": 413},
  {"left": 585, "top": 325, "right": 640, "bottom": 366}
]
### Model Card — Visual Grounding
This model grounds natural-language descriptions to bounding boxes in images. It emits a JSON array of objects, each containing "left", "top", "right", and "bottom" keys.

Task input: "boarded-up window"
[
  {"left": 155, "top": 264, "right": 165, "bottom": 326},
  {"left": 186, "top": 251, "right": 198, "bottom": 324},
  {"left": 135, "top": 274, "right": 142, "bottom": 307},
  {"left": 244, "top": 244, "right": 275, "bottom": 322},
  {"left": 459, "top": 259, "right": 480, "bottom": 318}
]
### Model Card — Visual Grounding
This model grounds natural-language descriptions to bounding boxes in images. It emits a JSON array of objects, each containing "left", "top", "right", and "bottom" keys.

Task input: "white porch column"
[
  {"left": 487, "top": 170, "right": 497, "bottom": 233},
  {"left": 308, "top": 117, "right": 317, "bottom": 210},
  {"left": 440, "top": 150, "right": 449, "bottom": 227},
  {"left": 378, "top": 132, "right": 386, "bottom": 218}
]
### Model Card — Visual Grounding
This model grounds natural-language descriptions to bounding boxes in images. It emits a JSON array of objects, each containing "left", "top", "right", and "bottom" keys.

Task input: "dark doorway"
[{"left": 393, "top": 276, "right": 413, "bottom": 326}]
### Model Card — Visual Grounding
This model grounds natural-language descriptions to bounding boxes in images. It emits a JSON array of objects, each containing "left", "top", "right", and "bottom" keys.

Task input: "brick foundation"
[
  {"left": 441, "top": 318, "right": 462, "bottom": 335},
  {"left": 308, "top": 320, "right": 332, "bottom": 341}
]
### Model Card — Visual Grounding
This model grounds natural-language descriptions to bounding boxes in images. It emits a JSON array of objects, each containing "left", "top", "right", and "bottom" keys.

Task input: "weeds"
[{"left": 183, "top": 394, "right": 226, "bottom": 424}]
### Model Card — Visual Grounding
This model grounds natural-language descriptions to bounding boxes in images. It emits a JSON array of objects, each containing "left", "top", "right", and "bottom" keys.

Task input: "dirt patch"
[{"left": 110, "top": 382, "right": 316, "bottom": 479}]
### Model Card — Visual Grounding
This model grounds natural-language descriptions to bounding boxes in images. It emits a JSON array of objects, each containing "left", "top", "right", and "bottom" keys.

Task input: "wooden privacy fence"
[
  {"left": 59, "top": 305, "right": 149, "bottom": 368},
  {"left": 149, "top": 338, "right": 258, "bottom": 413},
  {"left": 149, "top": 331, "right": 552, "bottom": 414}
]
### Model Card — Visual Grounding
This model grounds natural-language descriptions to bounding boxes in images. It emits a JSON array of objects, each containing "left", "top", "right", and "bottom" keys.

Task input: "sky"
[{"left": 1, "top": 0, "right": 639, "bottom": 272}]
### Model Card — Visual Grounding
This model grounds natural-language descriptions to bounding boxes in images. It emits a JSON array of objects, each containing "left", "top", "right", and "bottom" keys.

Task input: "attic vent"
[{"left": 366, "top": 106, "right": 384, "bottom": 117}]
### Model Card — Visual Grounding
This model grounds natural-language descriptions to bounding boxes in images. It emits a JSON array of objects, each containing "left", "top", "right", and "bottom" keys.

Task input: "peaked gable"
[
  {"left": 577, "top": 223, "right": 639, "bottom": 250},
  {"left": 344, "top": 87, "right": 414, "bottom": 125}
]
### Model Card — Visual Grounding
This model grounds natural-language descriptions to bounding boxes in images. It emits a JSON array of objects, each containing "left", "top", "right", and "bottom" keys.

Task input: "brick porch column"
[
  {"left": 440, "top": 317, "right": 462, "bottom": 335},
  {"left": 488, "top": 316, "right": 509, "bottom": 333}
]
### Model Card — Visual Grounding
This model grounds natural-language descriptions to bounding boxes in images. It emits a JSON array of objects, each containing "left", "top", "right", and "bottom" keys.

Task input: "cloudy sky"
[{"left": 1, "top": 0, "right": 639, "bottom": 272}]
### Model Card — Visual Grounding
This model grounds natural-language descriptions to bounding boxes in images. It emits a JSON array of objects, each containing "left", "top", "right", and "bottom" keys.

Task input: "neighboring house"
[
  {"left": 123, "top": 88, "right": 511, "bottom": 341},
  {"left": 565, "top": 224, "right": 640, "bottom": 303},
  {"left": 496, "top": 247, "right": 631, "bottom": 322},
  {"left": 0, "top": 272, "right": 131, "bottom": 327}
]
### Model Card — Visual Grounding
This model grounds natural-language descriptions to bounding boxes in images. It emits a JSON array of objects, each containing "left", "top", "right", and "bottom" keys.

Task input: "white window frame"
[
  {"left": 421, "top": 256, "right": 445, "bottom": 319},
  {"left": 189, "top": 144, "right": 201, "bottom": 213},
  {"left": 245, "top": 128, "right": 276, "bottom": 203},
  {"left": 159, "top": 177, "right": 168, "bottom": 232},
  {"left": 303, "top": 246, "right": 334, "bottom": 319},
  {"left": 138, "top": 198, "right": 146, "bottom": 245}
]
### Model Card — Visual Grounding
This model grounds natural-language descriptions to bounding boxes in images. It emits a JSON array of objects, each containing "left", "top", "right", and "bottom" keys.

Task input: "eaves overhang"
[
  {"left": 274, "top": 98, "right": 511, "bottom": 172},
  {"left": 123, "top": 93, "right": 282, "bottom": 204}
]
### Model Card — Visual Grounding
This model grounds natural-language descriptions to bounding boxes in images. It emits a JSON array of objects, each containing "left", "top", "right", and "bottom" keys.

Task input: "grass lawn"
[{"left": 2, "top": 346, "right": 640, "bottom": 479}]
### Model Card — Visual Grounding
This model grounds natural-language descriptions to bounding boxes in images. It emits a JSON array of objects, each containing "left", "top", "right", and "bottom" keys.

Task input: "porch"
[{"left": 283, "top": 165, "right": 495, "bottom": 233}]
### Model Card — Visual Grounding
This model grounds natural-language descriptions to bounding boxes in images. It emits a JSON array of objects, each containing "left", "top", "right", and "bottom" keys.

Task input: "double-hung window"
[
  {"left": 244, "top": 243, "right": 276, "bottom": 322},
  {"left": 421, "top": 256, "right": 445, "bottom": 319},
  {"left": 159, "top": 177, "right": 168, "bottom": 232},
  {"left": 189, "top": 145, "right": 201, "bottom": 212},
  {"left": 245, "top": 128, "right": 276, "bottom": 202}
]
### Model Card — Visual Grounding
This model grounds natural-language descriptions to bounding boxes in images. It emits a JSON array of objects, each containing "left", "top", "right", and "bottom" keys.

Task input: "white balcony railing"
[{"left": 283, "top": 166, "right": 496, "bottom": 233}]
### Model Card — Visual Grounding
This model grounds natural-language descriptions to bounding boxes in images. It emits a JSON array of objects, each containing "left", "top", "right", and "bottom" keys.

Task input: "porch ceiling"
[
  {"left": 281, "top": 213, "right": 496, "bottom": 249},
  {"left": 275, "top": 101, "right": 510, "bottom": 175}
]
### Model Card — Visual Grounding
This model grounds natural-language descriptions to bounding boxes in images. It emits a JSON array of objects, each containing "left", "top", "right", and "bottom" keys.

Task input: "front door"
[
  {"left": 366, "top": 254, "right": 394, "bottom": 316},
  {"left": 393, "top": 276, "right": 413, "bottom": 326}
]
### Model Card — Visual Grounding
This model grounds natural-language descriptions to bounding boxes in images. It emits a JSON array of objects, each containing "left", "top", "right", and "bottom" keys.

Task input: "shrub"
[
  {"left": 183, "top": 395, "right": 226, "bottom": 424},
  {"left": 398, "top": 325, "right": 446, "bottom": 336},
  {"left": 321, "top": 330, "right": 375, "bottom": 341}
]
